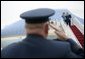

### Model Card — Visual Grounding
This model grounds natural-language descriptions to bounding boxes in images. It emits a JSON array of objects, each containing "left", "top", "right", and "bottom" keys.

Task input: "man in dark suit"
[
  {"left": 65, "top": 12, "right": 72, "bottom": 26},
  {"left": 1, "top": 8, "right": 84, "bottom": 58},
  {"left": 62, "top": 12, "right": 67, "bottom": 23}
]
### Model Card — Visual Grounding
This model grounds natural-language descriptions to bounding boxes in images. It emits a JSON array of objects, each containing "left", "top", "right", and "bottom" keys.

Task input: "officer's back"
[{"left": 1, "top": 8, "right": 84, "bottom": 58}]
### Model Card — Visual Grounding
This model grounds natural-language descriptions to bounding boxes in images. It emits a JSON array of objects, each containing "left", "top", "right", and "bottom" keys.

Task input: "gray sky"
[{"left": 1, "top": 1, "right": 84, "bottom": 29}]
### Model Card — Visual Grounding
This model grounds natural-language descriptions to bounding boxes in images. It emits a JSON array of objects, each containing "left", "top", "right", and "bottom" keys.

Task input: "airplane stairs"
[{"left": 70, "top": 25, "right": 84, "bottom": 47}]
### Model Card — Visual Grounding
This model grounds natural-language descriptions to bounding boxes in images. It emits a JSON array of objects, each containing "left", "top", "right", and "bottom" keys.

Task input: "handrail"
[
  {"left": 60, "top": 19, "right": 82, "bottom": 48},
  {"left": 71, "top": 16, "right": 84, "bottom": 35}
]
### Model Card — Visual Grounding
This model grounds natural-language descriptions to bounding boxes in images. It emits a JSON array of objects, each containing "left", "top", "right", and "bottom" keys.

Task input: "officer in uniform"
[{"left": 1, "top": 8, "right": 84, "bottom": 58}]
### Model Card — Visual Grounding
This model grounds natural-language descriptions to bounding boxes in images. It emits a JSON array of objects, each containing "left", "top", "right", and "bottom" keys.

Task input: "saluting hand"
[{"left": 49, "top": 23, "right": 69, "bottom": 40}]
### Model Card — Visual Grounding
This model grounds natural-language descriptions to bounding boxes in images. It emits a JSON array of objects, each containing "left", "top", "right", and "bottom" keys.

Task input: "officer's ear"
[{"left": 44, "top": 23, "right": 49, "bottom": 35}]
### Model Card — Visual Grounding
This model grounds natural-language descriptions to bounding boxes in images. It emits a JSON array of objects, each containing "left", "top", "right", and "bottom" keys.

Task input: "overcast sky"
[{"left": 1, "top": 1, "right": 84, "bottom": 29}]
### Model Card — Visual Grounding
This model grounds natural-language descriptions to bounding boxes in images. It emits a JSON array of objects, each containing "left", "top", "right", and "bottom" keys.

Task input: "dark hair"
[{"left": 63, "top": 12, "right": 65, "bottom": 14}]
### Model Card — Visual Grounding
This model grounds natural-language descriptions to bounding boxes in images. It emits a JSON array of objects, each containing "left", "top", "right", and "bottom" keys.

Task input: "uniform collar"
[
  {"left": 23, "top": 34, "right": 46, "bottom": 42},
  {"left": 27, "top": 34, "right": 45, "bottom": 38}
]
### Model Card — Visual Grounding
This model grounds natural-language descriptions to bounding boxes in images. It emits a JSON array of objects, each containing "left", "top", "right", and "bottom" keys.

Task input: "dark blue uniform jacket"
[{"left": 1, "top": 34, "right": 84, "bottom": 58}]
